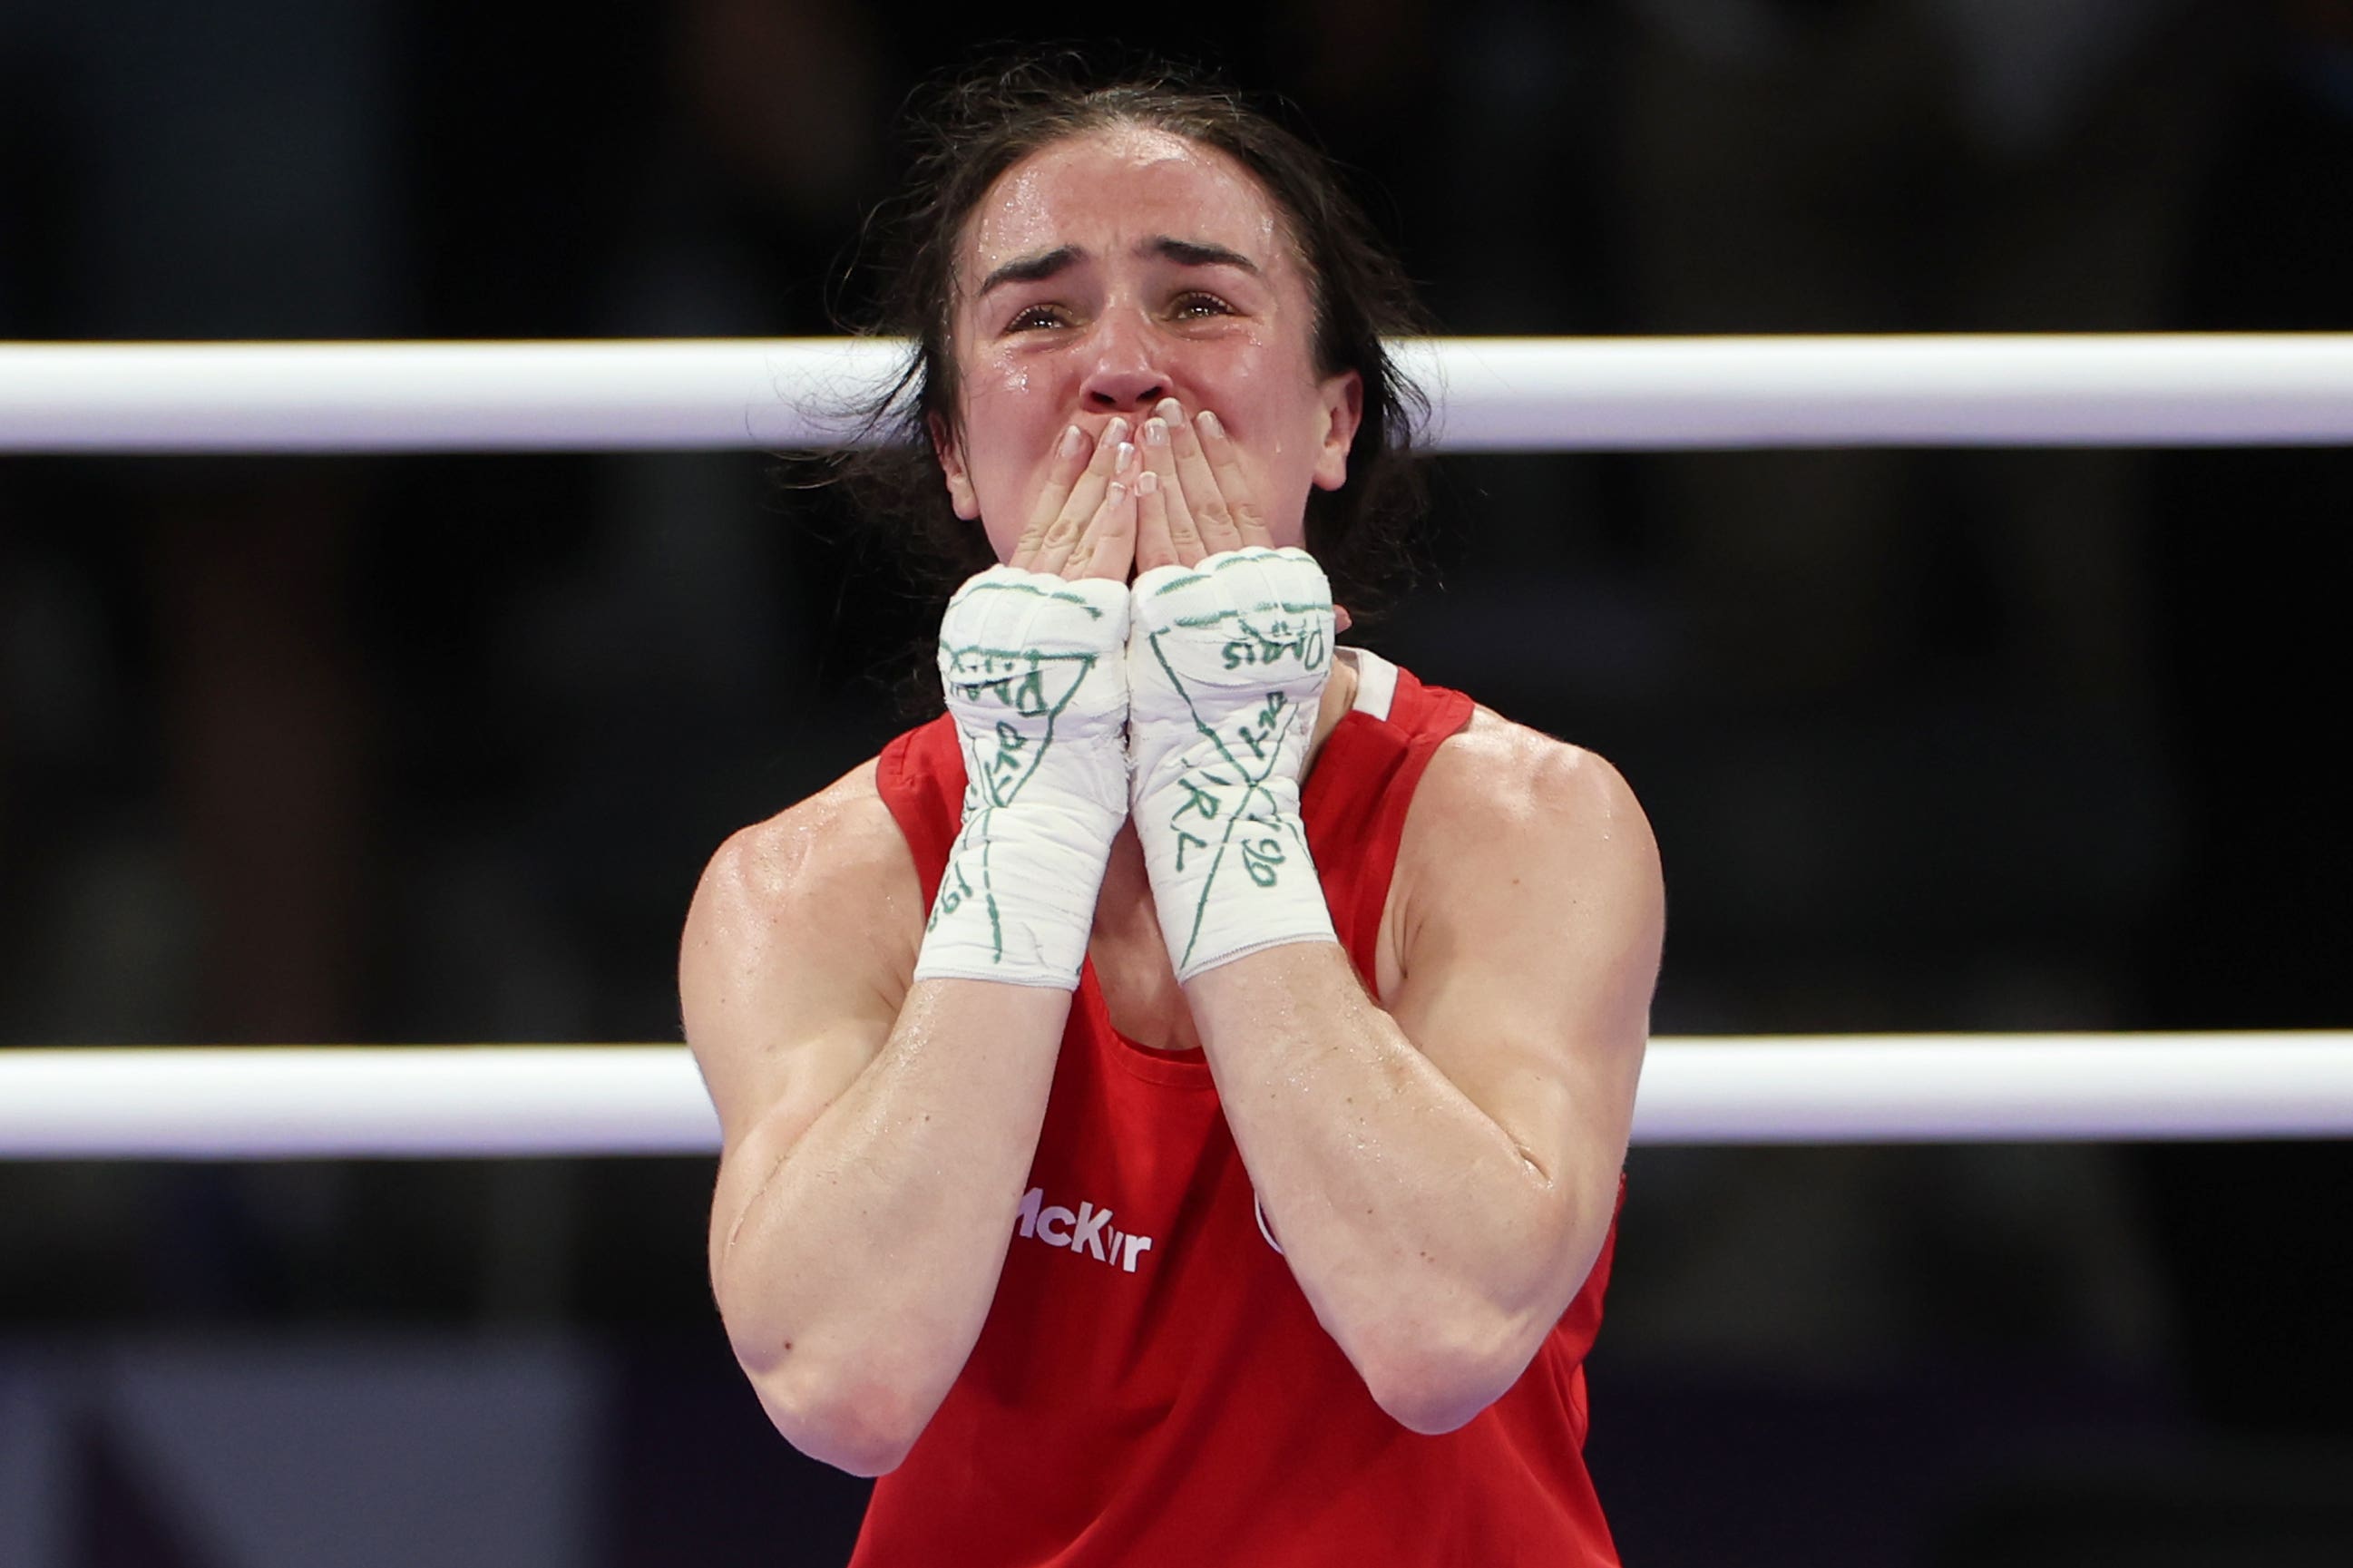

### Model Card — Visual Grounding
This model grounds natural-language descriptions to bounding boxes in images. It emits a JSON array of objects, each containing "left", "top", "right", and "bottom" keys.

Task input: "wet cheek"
[
  {"left": 962, "top": 361, "right": 1030, "bottom": 419},
  {"left": 982, "top": 362, "right": 1036, "bottom": 401},
  {"left": 1202, "top": 339, "right": 1303, "bottom": 446},
  {"left": 962, "top": 379, "right": 1038, "bottom": 461},
  {"left": 1211, "top": 352, "right": 1321, "bottom": 548},
  {"left": 953, "top": 387, "right": 1047, "bottom": 539},
  {"left": 967, "top": 352, "right": 1076, "bottom": 433}
]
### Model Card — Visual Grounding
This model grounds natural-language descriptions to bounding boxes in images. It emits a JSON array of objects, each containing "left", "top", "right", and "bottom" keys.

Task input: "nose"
[{"left": 1078, "top": 310, "right": 1169, "bottom": 414}]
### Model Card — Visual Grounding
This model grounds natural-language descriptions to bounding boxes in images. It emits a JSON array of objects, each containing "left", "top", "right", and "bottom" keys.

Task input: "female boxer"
[{"left": 681, "top": 64, "right": 1663, "bottom": 1566}]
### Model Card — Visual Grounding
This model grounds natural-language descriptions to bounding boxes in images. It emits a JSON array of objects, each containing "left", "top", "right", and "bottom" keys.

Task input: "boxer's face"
[{"left": 935, "top": 124, "right": 1362, "bottom": 564}]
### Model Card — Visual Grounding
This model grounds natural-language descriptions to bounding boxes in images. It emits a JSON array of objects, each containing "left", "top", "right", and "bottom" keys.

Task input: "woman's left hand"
[
  {"left": 1134, "top": 397, "right": 1351, "bottom": 631},
  {"left": 1135, "top": 397, "right": 1271, "bottom": 571}
]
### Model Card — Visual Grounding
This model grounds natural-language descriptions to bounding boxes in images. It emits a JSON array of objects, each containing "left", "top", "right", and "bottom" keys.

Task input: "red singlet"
[{"left": 857, "top": 650, "right": 1622, "bottom": 1567}]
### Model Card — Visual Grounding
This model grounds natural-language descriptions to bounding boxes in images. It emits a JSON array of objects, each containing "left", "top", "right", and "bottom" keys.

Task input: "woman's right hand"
[
  {"left": 1008, "top": 418, "right": 1142, "bottom": 582},
  {"left": 923, "top": 439, "right": 1137, "bottom": 988}
]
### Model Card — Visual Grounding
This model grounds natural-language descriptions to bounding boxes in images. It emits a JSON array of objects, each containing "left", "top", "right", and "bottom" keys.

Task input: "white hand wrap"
[
  {"left": 915, "top": 567, "right": 1132, "bottom": 990},
  {"left": 1128, "top": 548, "right": 1339, "bottom": 981}
]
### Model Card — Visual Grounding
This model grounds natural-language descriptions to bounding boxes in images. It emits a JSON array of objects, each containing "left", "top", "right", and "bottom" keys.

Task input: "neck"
[{"left": 1306, "top": 646, "right": 1362, "bottom": 773}]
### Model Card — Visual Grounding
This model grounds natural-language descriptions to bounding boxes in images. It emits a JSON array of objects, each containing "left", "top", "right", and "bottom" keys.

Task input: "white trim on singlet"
[{"left": 1344, "top": 647, "right": 1399, "bottom": 722}]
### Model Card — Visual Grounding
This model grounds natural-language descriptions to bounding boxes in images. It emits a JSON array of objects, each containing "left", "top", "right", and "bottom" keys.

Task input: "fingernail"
[
  {"left": 1106, "top": 481, "right": 1128, "bottom": 504},
  {"left": 1116, "top": 441, "right": 1136, "bottom": 472},
  {"left": 1143, "top": 417, "right": 1168, "bottom": 447},
  {"left": 1059, "top": 424, "right": 1089, "bottom": 459},
  {"left": 1137, "top": 470, "right": 1159, "bottom": 496},
  {"left": 1196, "top": 409, "right": 1225, "bottom": 439},
  {"left": 1155, "top": 396, "right": 1183, "bottom": 423},
  {"left": 1105, "top": 416, "right": 1130, "bottom": 447}
]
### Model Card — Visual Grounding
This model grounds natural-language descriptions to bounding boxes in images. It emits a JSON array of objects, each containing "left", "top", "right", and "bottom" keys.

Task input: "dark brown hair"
[{"left": 835, "top": 54, "right": 1434, "bottom": 618}]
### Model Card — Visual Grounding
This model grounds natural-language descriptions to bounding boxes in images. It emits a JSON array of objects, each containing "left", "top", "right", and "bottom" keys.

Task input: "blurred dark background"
[{"left": 4, "top": 1, "right": 2351, "bottom": 1563}]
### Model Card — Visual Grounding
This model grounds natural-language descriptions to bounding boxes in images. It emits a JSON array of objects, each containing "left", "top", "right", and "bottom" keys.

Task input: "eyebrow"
[
  {"left": 975, "top": 245, "right": 1082, "bottom": 299},
  {"left": 1147, "top": 237, "right": 1262, "bottom": 275},
  {"left": 973, "top": 237, "right": 1263, "bottom": 299}
]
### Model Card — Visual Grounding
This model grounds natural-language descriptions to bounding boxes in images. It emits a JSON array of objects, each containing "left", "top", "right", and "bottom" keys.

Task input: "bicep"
[{"left": 1386, "top": 739, "right": 1663, "bottom": 1209}]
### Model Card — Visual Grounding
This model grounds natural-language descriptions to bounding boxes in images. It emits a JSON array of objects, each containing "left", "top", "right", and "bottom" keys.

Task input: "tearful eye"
[
  {"left": 1005, "top": 305, "right": 1069, "bottom": 333},
  {"left": 1172, "top": 292, "right": 1233, "bottom": 319}
]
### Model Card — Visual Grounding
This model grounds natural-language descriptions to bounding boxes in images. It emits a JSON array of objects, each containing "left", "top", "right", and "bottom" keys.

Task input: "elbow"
[
  {"left": 1348, "top": 1188, "right": 1613, "bottom": 1434},
  {"left": 1364, "top": 1357, "right": 1518, "bottom": 1437},
  {"left": 739, "top": 1352, "right": 934, "bottom": 1477},
  {"left": 1355, "top": 1314, "right": 1541, "bottom": 1437},
  {"left": 713, "top": 1268, "right": 936, "bottom": 1475}
]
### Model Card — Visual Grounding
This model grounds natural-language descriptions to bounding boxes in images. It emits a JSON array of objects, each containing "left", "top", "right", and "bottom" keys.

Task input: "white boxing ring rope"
[
  {"left": 3, "top": 334, "right": 2348, "bottom": 1157},
  {"left": 5, "top": 334, "right": 2353, "bottom": 453},
  {"left": 4, "top": 1037, "right": 2352, "bottom": 1158}
]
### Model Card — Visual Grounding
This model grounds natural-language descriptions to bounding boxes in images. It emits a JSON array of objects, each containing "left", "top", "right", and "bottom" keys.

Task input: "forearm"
[
  {"left": 714, "top": 976, "right": 1068, "bottom": 1469},
  {"left": 1187, "top": 944, "right": 1602, "bottom": 1426},
  {"left": 1119, "top": 548, "right": 1562, "bottom": 1416},
  {"left": 718, "top": 560, "right": 1127, "bottom": 1469}
]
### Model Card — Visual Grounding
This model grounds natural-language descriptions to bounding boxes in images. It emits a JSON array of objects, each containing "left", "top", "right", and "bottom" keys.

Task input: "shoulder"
[
  {"left": 1395, "top": 707, "right": 1664, "bottom": 964},
  {"left": 686, "top": 760, "right": 923, "bottom": 959},
  {"left": 681, "top": 761, "right": 924, "bottom": 1142},
  {"left": 1413, "top": 707, "right": 1657, "bottom": 871}
]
